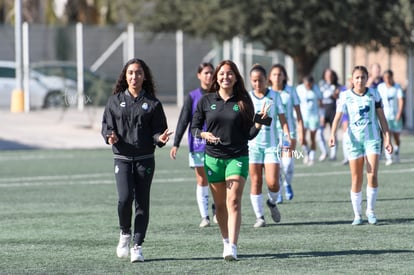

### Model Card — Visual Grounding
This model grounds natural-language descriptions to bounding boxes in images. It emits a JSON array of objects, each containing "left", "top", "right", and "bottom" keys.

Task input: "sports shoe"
[
  {"left": 366, "top": 213, "right": 377, "bottom": 225},
  {"left": 266, "top": 200, "right": 281, "bottom": 223},
  {"left": 351, "top": 217, "right": 363, "bottom": 225},
  {"left": 319, "top": 153, "right": 327, "bottom": 161},
  {"left": 285, "top": 185, "right": 294, "bottom": 201},
  {"left": 199, "top": 217, "right": 211, "bottom": 228},
  {"left": 130, "top": 244, "right": 144, "bottom": 262},
  {"left": 303, "top": 154, "right": 309, "bottom": 165},
  {"left": 253, "top": 217, "right": 266, "bottom": 228},
  {"left": 385, "top": 159, "right": 393, "bottom": 166},
  {"left": 223, "top": 244, "right": 238, "bottom": 261},
  {"left": 394, "top": 150, "right": 400, "bottom": 163},
  {"left": 276, "top": 193, "right": 283, "bottom": 204},
  {"left": 116, "top": 232, "right": 131, "bottom": 258}
]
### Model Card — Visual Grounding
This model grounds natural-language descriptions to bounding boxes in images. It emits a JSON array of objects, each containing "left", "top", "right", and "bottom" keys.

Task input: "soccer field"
[{"left": 0, "top": 136, "right": 413, "bottom": 274}]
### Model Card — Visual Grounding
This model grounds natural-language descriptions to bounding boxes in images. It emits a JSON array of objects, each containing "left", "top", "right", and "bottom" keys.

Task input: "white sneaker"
[
  {"left": 213, "top": 215, "right": 218, "bottom": 224},
  {"left": 385, "top": 159, "right": 393, "bottom": 166},
  {"left": 319, "top": 153, "right": 327, "bottom": 161},
  {"left": 223, "top": 244, "right": 238, "bottom": 261},
  {"left": 253, "top": 217, "right": 266, "bottom": 228},
  {"left": 116, "top": 232, "right": 131, "bottom": 258},
  {"left": 130, "top": 244, "right": 144, "bottom": 262},
  {"left": 199, "top": 217, "right": 211, "bottom": 228},
  {"left": 222, "top": 239, "right": 229, "bottom": 258}
]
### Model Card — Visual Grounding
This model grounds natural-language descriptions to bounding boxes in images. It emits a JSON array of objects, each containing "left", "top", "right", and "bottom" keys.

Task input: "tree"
[{"left": 139, "top": 0, "right": 414, "bottom": 81}]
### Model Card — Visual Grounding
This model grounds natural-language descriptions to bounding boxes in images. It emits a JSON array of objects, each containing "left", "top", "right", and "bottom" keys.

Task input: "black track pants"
[{"left": 114, "top": 157, "right": 155, "bottom": 246}]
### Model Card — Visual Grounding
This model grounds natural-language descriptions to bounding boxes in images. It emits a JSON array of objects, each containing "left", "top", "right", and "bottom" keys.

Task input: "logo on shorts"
[
  {"left": 236, "top": 161, "right": 242, "bottom": 168},
  {"left": 115, "top": 165, "right": 119, "bottom": 174},
  {"left": 207, "top": 169, "right": 213, "bottom": 176},
  {"left": 233, "top": 104, "right": 239, "bottom": 112},
  {"left": 120, "top": 102, "right": 126, "bottom": 107},
  {"left": 210, "top": 104, "right": 216, "bottom": 110}
]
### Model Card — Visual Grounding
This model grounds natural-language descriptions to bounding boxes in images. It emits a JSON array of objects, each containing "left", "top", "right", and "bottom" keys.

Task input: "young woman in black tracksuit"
[{"left": 102, "top": 58, "right": 172, "bottom": 263}]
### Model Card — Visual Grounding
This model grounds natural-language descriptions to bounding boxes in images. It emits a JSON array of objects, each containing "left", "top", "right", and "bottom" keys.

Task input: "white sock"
[
  {"left": 330, "top": 144, "right": 337, "bottom": 159},
  {"left": 267, "top": 191, "right": 279, "bottom": 205},
  {"left": 309, "top": 150, "right": 315, "bottom": 161},
  {"left": 317, "top": 127, "right": 327, "bottom": 155},
  {"left": 342, "top": 134, "right": 348, "bottom": 161},
  {"left": 302, "top": 145, "right": 309, "bottom": 155},
  {"left": 250, "top": 194, "right": 264, "bottom": 218},
  {"left": 196, "top": 185, "right": 209, "bottom": 218},
  {"left": 366, "top": 186, "right": 378, "bottom": 215},
  {"left": 394, "top": 145, "right": 399, "bottom": 155},
  {"left": 350, "top": 191, "right": 362, "bottom": 218},
  {"left": 385, "top": 151, "right": 392, "bottom": 161},
  {"left": 281, "top": 157, "right": 294, "bottom": 186}
]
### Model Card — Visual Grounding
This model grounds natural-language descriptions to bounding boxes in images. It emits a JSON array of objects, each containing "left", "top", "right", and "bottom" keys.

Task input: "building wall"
[{"left": 353, "top": 46, "right": 408, "bottom": 89}]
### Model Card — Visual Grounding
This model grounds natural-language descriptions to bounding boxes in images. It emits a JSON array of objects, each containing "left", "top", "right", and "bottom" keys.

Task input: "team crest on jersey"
[
  {"left": 233, "top": 104, "right": 239, "bottom": 112},
  {"left": 120, "top": 102, "right": 126, "bottom": 107},
  {"left": 142, "top": 102, "right": 148, "bottom": 110},
  {"left": 210, "top": 104, "right": 216, "bottom": 110}
]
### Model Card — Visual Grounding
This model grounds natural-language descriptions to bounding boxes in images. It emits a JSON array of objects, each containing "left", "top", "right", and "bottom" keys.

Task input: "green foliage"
[{"left": 140, "top": 0, "right": 414, "bottom": 79}]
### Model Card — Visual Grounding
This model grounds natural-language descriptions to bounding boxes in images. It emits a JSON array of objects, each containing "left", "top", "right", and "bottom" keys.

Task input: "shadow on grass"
[
  {"left": 287, "top": 197, "right": 414, "bottom": 205},
  {"left": 240, "top": 249, "right": 414, "bottom": 260},
  {"left": 130, "top": 248, "right": 414, "bottom": 262},
  {"left": 264, "top": 217, "right": 414, "bottom": 226},
  {"left": 0, "top": 139, "right": 38, "bottom": 150}
]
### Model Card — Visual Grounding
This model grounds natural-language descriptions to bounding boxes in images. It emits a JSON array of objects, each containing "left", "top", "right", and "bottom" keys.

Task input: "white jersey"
[
  {"left": 377, "top": 82, "right": 404, "bottom": 120},
  {"left": 296, "top": 83, "right": 322, "bottom": 120},
  {"left": 337, "top": 88, "right": 383, "bottom": 142},
  {"left": 273, "top": 85, "right": 300, "bottom": 137},
  {"left": 249, "top": 89, "right": 285, "bottom": 148}
]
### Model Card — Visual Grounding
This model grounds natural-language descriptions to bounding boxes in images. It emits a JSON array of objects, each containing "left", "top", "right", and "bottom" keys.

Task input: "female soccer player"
[{"left": 329, "top": 66, "right": 392, "bottom": 225}]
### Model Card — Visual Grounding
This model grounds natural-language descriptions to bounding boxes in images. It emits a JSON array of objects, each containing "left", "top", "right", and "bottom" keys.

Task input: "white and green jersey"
[
  {"left": 296, "top": 83, "right": 322, "bottom": 121},
  {"left": 377, "top": 82, "right": 404, "bottom": 120},
  {"left": 273, "top": 85, "right": 300, "bottom": 138},
  {"left": 337, "top": 88, "right": 383, "bottom": 142},
  {"left": 249, "top": 88, "right": 285, "bottom": 148}
]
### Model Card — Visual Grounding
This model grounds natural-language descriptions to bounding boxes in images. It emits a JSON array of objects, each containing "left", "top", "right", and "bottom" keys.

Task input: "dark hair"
[
  {"left": 352, "top": 65, "right": 369, "bottom": 78},
  {"left": 209, "top": 60, "right": 254, "bottom": 125},
  {"left": 112, "top": 58, "right": 156, "bottom": 97},
  {"left": 250, "top": 63, "right": 267, "bottom": 77},
  {"left": 321, "top": 68, "right": 339, "bottom": 86},
  {"left": 268, "top": 63, "right": 288, "bottom": 88},
  {"left": 383, "top": 69, "right": 394, "bottom": 78},
  {"left": 303, "top": 75, "right": 314, "bottom": 84},
  {"left": 197, "top": 62, "right": 214, "bottom": 74}
]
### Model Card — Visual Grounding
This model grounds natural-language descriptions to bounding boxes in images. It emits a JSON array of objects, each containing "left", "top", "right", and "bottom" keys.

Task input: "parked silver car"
[{"left": 0, "top": 61, "right": 77, "bottom": 109}]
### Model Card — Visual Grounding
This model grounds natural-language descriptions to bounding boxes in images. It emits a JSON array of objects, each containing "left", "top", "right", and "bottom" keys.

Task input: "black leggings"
[{"left": 114, "top": 157, "right": 155, "bottom": 246}]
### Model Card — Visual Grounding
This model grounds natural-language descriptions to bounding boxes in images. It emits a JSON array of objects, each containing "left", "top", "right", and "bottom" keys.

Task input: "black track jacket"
[{"left": 101, "top": 90, "right": 168, "bottom": 157}]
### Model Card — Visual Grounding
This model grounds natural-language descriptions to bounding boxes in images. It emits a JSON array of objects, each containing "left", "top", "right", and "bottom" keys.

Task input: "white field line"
[{"left": 0, "top": 168, "right": 413, "bottom": 188}]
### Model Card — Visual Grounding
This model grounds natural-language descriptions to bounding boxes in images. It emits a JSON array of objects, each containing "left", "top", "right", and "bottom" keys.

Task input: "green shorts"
[
  {"left": 204, "top": 154, "right": 249, "bottom": 184},
  {"left": 249, "top": 146, "right": 280, "bottom": 164},
  {"left": 189, "top": 152, "right": 204, "bottom": 168},
  {"left": 304, "top": 116, "right": 320, "bottom": 131},
  {"left": 345, "top": 138, "right": 381, "bottom": 160},
  {"left": 387, "top": 118, "right": 403, "bottom": 133}
]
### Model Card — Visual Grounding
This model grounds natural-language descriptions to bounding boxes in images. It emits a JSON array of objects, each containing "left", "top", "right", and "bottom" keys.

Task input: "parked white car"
[{"left": 0, "top": 61, "right": 77, "bottom": 109}]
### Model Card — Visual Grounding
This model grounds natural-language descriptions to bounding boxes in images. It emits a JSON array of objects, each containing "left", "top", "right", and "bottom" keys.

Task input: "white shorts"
[{"left": 189, "top": 152, "right": 205, "bottom": 168}]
